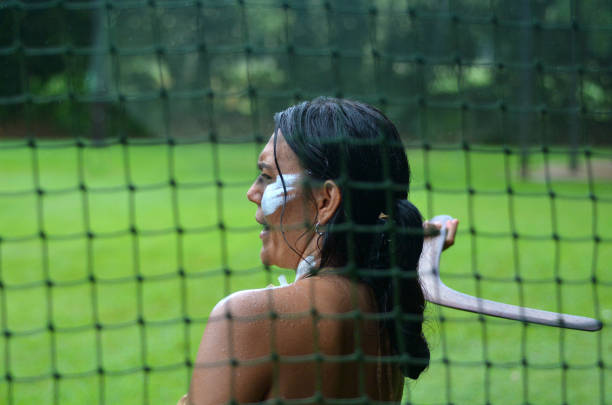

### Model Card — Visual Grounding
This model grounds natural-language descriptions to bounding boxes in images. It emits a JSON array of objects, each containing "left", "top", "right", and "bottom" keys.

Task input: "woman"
[{"left": 181, "top": 98, "right": 458, "bottom": 404}]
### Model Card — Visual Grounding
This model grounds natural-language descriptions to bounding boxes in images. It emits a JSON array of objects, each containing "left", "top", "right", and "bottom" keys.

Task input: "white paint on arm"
[{"left": 261, "top": 174, "right": 299, "bottom": 216}]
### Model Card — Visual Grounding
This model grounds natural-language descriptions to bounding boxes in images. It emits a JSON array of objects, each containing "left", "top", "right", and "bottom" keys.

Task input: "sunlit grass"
[{"left": 0, "top": 141, "right": 610, "bottom": 405}]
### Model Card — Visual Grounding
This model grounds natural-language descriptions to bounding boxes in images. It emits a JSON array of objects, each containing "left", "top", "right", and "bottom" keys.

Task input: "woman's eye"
[{"left": 257, "top": 173, "right": 273, "bottom": 182}]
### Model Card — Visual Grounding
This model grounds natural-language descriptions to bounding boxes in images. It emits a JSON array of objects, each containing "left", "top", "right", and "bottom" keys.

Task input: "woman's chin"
[{"left": 260, "top": 249, "right": 272, "bottom": 266}]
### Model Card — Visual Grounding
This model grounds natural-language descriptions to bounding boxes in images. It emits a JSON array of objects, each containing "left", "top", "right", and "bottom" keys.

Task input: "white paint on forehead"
[
  {"left": 296, "top": 255, "right": 315, "bottom": 279},
  {"left": 261, "top": 173, "right": 299, "bottom": 216}
]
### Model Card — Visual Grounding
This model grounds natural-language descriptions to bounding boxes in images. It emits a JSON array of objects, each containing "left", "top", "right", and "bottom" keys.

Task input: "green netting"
[{"left": 0, "top": 0, "right": 611, "bottom": 404}]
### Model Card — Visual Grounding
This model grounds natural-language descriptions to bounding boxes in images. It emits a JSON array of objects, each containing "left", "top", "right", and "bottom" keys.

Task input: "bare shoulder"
[
  {"left": 280, "top": 274, "right": 370, "bottom": 314},
  {"left": 206, "top": 275, "right": 367, "bottom": 354},
  {"left": 209, "top": 287, "right": 277, "bottom": 320},
  {"left": 212, "top": 275, "right": 365, "bottom": 319}
]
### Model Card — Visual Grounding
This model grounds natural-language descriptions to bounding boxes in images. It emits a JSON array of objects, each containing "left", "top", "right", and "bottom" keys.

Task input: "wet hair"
[{"left": 272, "top": 97, "right": 429, "bottom": 380}]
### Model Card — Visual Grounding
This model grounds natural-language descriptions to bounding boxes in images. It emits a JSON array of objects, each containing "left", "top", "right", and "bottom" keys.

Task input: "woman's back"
[
  {"left": 189, "top": 274, "right": 403, "bottom": 404},
  {"left": 265, "top": 274, "right": 403, "bottom": 401}
]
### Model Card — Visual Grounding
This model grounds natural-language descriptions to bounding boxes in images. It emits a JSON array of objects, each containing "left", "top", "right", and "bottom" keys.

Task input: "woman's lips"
[
  {"left": 259, "top": 225, "right": 270, "bottom": 239},
  {"left": 258, "top": 217, "right": 269, "bottom": 239}
]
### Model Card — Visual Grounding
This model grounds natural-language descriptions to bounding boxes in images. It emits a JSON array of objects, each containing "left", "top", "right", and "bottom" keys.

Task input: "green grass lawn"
[{"left": 0, "top": 140, "right": 610, "bottom": 405}]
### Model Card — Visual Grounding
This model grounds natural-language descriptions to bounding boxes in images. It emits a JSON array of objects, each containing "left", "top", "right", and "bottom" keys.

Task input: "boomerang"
[{"left": 418, "top": 215, "right": 602, "bottom": 331}]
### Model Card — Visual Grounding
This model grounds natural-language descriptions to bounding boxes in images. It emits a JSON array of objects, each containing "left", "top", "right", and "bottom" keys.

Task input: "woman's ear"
[{"left": 314, "top": 180, "right": 342, "bottom": 225}]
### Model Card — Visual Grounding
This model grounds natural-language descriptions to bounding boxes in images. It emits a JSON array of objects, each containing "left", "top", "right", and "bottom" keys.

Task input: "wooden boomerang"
[{"left": 418, "top": 215, "right": 602, "bottom": 331}]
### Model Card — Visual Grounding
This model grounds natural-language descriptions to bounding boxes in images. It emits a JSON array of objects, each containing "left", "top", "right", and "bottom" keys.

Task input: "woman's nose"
[{"left": 246, "top": 182, "right": 261, "bottom": 205}]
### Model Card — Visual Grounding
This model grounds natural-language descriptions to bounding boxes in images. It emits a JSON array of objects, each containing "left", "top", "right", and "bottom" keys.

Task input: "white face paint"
[
  {"left": 296, "top": 255, "right": 315, "bottom": 279},
  {"left": 261, "top": 174, "right": 299, "bottom": 216}
]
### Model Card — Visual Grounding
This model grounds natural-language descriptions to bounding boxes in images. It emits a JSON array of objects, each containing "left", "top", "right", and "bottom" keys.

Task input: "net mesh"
[{"left": 0, "top": 0, "right": 610, "bottom": 404}]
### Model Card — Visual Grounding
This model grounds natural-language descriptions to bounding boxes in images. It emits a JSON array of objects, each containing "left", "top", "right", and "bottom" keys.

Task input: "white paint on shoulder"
[
  {"left": 296, "top": 255, "right": 315, "bottom": 280},
  {"left": 261, "top": 174, "right": 299, "bottom": 216},
  {"left": 277, "top": 274, "right": 289, "bottom": 286}
]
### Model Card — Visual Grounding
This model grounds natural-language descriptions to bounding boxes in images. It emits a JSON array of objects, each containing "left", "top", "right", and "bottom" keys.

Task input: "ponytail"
[{"left": 364, "top": 200, "right": 429, "bottom": 379}]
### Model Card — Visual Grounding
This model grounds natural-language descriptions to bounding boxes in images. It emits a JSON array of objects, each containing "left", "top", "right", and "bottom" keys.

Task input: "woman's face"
[{"left": 246, "top": 131, "right": 317, "bottom": 270}]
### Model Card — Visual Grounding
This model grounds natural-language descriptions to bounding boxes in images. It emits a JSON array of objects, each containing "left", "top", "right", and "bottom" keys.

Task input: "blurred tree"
[{"left": 0, "top": 0, "right": 609, "bottom": 148}]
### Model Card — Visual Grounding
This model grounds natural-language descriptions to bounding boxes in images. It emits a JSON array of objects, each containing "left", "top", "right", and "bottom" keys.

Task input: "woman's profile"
[{"left": 180, "top": 98, "right": 458, "bottom": 404}]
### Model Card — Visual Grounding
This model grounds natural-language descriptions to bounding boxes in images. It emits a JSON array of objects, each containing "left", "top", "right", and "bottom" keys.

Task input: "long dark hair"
[{"left": 273, "top": 97, "right": 429, "bottom": 380}]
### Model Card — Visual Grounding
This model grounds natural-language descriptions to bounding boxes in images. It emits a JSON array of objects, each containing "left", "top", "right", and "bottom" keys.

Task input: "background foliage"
[{"left": 2, "top": 0, "right": 611, "bottom": 148}]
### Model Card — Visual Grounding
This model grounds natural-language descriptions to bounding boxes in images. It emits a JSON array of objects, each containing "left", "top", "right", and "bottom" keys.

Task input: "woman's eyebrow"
[{"left": 257, "top": 162, "right": 273, "bottom": 171}]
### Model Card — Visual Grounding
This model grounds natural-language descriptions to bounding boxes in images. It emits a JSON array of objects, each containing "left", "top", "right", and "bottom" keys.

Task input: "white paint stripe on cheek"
[{"left": 261, "top": 174, "right": 299, "bottom": 216}]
